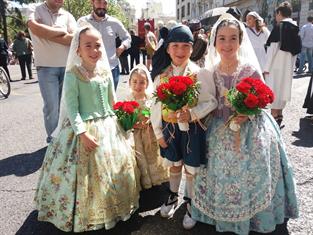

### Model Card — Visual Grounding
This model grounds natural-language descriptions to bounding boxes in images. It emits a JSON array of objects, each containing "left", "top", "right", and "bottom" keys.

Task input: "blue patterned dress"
[{"left": 191, "top": 63, "right": 299, "bottom": 235}]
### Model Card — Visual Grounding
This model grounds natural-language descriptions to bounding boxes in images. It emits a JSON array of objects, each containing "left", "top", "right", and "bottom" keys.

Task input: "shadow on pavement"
[
  {"left": 16, "top": 183, "right": 291, "bottom": 235},
  {"left": 0, "top": 147, "right": 46, "bottom": 177},
  {"left": 24, "top": 80, "right": 39, "bottom": 85},
  {"left": 16, "top": 210, "right": 147, "bottom": 235},
  {"left": 292, "top": 118, "right": 313, "bottom": 147}
]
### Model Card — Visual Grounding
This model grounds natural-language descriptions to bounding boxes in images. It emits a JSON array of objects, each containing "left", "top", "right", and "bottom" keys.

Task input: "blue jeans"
[
  {"left": 299, "top": 47, "right": 313, "bottom": 73},
  {"left": 37, "top": 67, "right": 65, "bottom": 140},
  {"left": 111, "top": 65, "right": 120, "bottom": 90}
]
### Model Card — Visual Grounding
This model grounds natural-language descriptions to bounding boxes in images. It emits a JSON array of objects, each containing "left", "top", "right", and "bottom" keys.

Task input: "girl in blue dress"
[{"left": 191, "top": 14, "right": 299, "bottom": 235}]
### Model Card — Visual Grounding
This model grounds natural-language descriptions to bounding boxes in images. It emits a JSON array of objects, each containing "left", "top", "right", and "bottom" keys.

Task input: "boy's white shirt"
[{"left": 150, "top": 61, "right": 218, "bottom": 140}]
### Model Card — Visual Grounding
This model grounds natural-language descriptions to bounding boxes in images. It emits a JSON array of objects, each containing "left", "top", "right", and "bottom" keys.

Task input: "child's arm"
[
  {"left": 64, "top": 73, "right": 99, "bottom": 151},
  {"left": 150, "top": 76, "right": 168, "bottom": 148},
  {"left": 189, "top": 69, "right": 218, "bottom": 121}
]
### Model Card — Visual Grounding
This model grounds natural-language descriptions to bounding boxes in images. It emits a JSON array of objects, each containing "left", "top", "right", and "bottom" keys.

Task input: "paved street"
[{"left": 0, "top": 65, "right": 312, "bottom": 235}]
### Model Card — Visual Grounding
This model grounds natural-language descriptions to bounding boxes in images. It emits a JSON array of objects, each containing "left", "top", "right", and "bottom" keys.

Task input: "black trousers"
[
  {"left": 18, "top": 54, "right": 32, "bottom": 79},
  {"left": 0, "top": 54, "right": 11, "bottom": 79},
  {"left": 119, "top": 55, "right": 129, "bottom": 74},
  {"left": 130, "top": 52, "right": 140, "bottom": 70}
]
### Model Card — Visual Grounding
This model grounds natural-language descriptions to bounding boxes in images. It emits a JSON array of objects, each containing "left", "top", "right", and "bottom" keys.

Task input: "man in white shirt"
[
  {"left": 298, "top": 16, "right": 313, "bottom": 74},
  {"left": 27, "top": 0, "right": 76, "bottom": 143},
  {"left": 78, "top": 0, "right": 131, "bottom": 90}
]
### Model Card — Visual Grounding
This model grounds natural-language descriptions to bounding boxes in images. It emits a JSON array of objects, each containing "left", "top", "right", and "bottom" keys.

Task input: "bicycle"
[{"left": 0, "top": 66, "right": 11, "bottom": 98}]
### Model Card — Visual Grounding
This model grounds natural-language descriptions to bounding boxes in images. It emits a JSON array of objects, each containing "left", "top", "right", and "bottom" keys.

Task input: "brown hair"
[
  {"left": 144, "top": 22, "right": 151, "bottom": 31},
  {"left": 275, "top": 1, "right": 292, "bottom": 18},
  {"left": 78, "top": 27, "right": 101, "bottom": 47},
  {"left": 214, "top": 19, "right": 243, "bottom": 46},
  {"left": 249, "top": 15, "right": 263, "bottom": 32},
  {"left": 17, "top": 31, "right": 26, "bottom": 39}
]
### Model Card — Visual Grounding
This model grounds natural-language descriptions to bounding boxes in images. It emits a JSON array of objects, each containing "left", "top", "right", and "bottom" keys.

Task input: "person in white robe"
[
  {"left": 263, "top": 1, "right": 301, "bottom": 126},
  {"left": 246, "top": 11, "right": 270, "bottom": 71}
]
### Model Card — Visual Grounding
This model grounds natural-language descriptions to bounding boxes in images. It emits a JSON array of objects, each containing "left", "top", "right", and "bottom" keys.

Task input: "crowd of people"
[{"left": 1, "top": 0, "right": 313, "bottom": 234}]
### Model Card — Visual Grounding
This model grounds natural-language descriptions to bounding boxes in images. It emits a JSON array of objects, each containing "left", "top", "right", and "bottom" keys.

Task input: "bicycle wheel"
[{"left": 0, "top": 67, "right": 11, "bottom": 98}]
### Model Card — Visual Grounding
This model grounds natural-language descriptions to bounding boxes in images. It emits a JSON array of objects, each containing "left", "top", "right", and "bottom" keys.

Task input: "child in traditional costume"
[
  {"left": 34, "top": 27, "right": 140, "bottom": 232},
  {"left": 122, "top": 64, "right": 169, "bottom": 189},
  {"left": 150, "top": 25, "right": 217, "bottom": 229},
  {"left": 191, "top": 13, "right": 299, "bottom": 235}
]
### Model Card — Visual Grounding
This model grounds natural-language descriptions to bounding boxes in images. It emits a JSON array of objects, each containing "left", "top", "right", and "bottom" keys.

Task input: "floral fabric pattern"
[
  {"left": 35, "top": 71, "right": 140, "bottom": 232},
  {"left": 132, "top": 96, "right": 169, "bottom": 189},
  {"left": 35, "top": 117, "right": 140, "bottom": 232},
  {"left": 191, "top": 64, "right": 299, "bottom": 235}
]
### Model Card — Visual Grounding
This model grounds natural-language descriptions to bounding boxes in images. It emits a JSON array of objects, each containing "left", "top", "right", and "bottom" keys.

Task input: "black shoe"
[
  {"left": 274, "top": 115, "right": 283, "bottom": 127},
  {"left": 21, "top": 78, "right": 25, "bottom": 80}
]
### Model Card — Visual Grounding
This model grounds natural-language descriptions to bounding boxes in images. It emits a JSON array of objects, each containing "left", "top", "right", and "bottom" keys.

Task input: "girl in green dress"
[{"left": 34, "top": 26, "right": 140, "bottom": 232}]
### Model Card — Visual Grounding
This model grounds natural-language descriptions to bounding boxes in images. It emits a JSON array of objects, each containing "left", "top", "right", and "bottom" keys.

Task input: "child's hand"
[
  {"left": 79, "top": 132, "right": 99, "bottom": 152},
  {"left": 233, "top": 114, "right": 249, "bottom": 125},
  {"left": 158, "top": 137, "right": 168, "bottom": 148},
  {"left": 177, "top": 109, "right": 191, "bottom": 123},
  {"left": 134, "top": 118, "right": 150, "bottom": 129}
]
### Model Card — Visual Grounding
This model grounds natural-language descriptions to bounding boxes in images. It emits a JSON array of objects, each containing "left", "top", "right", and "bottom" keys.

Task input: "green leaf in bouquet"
[{"left": 141, "top": 108, "right": 151, "bottom": 117}]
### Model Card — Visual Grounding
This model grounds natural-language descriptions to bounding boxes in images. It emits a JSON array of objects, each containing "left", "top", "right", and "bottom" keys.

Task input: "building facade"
[
  {"left": 176, "top": 0, "right": 193, "bottom": 21},
  {"left": 120, "top": 1, "right": 136, "bottom": 30},
  {"left": 176, "top": 0, "right": 313, "bottom": 27}
]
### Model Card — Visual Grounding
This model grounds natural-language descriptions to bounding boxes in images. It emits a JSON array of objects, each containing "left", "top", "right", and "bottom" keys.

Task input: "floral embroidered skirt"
[
  {"left": 35, "top": 117, "right": 140, "bottom": 232},
  {"left": 133, "top": 126, "right": 169, "bottom": 189},
  {"left": 192, "top": 111, "right": 299, "bottom": 235}
]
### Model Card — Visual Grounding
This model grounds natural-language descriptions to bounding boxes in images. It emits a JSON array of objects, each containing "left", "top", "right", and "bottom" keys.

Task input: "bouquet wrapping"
[
  {"left": 154, "top": 75, "right": 200, "bottom": 131},
  {"left": 113, "top": 101, "right": 140, "bottom": 132},
  {"left": 226, "top": 77, "right": 274, "bottom": 131}
]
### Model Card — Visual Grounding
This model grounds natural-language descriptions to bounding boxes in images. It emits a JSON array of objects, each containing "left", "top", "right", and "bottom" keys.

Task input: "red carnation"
[
  {"left": 123, "top": 103, "right": 135, "bottom": 114},
  {"left": 241, "top": 77, "right": 255, "bottom": 85},
  {"left": 171, "top": 82, "right": 187, "bottom": 95},
  {"left": 129, "top": 101, "right": 139, "bottom": 108},
  {"left": 113, "top": 102, "right": 123, "bottom": 110},
  {"left": 156, "top": 83, "right": 170, "bottom": 100},
  {"left": 169, "top": 76, "right": 181, "bottom": 83},
  {"left": 236, "top": 82, "right": 252, "bottom": 94},
  {"left": 258, "top": 94, "right": 271, "bottom": 108},
  {"left": 244, "top": 93, "right": 259, "bottom": 108},
  {"left": 180, "top": 76, "right": 194, "bottom": 86}
]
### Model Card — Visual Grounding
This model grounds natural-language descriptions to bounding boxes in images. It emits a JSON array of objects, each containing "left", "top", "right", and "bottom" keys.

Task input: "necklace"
[
  {"left": 78, "top": 65, "right": 97, "bottom": 79},
  {"left": 219, "top": 60, "right": 239, "bottom": 75}
]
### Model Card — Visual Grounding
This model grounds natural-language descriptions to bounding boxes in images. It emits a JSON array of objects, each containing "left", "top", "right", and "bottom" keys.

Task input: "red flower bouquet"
[
  {"left": 226, "top": 77, "right": 274, "bottom": 131},
  {"left": 155, "top": 75, "right": 200, "bottom": 111},
  {"left": 227, "top": 77, "right": 274, "bottom": 115},
  {"left": 113, "top": 101, "right": 140, "bottom": 131},
  {"left": 154, "top": 75, "right": 200, "bottom": 131}
]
